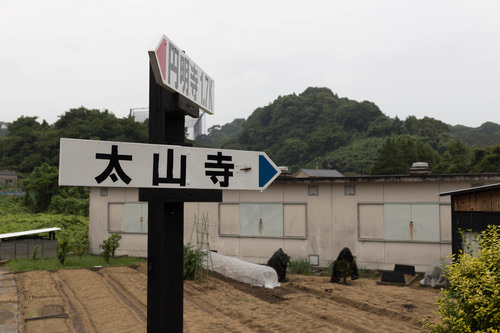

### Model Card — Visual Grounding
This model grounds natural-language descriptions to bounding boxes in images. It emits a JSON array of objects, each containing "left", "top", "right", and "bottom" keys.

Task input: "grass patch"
[
  {"left": 6, "top": 254, "right": 145, "bottom": 272},
  {"left": 287, "top": 258, "right": 313, "bottom": 275}
]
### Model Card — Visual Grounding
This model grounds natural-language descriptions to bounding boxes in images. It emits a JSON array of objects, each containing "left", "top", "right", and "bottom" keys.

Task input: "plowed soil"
[{"left": 15, "top": 262, "right": 440, "bottom": 332}]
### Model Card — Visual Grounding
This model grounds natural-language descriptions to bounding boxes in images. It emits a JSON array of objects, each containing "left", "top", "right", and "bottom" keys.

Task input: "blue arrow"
[{"left": 259, "top": 155, "right": 279, "bottom": 188}]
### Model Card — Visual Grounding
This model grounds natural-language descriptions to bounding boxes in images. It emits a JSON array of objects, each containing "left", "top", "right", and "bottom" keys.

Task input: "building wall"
[
  {"left": 88, "top": 177, "right": 497, "bottom": 272},
  {"left": 89, "top": 187, "right": 148, "bottom": 257},
  {"left": 0, "top": 174, "right": 17, "bottom": 188}
]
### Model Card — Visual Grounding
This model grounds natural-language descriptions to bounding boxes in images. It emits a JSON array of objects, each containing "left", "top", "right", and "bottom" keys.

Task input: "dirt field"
[{"left": 15, "top": 262, "right": 441, "bottom": 332}]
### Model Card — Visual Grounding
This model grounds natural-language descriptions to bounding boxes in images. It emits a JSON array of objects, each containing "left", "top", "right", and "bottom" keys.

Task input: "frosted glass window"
[
  {"left": 240, "top": 203, "right": 283, "bottom": 237},
  {"left": 124, "top": 203, "right": 148, "bottom": 233},
  {"left": 284, "top": 204, "right": 306, "bottom": 237},
  {"left": 108, "top": 203, "right": 124, "bottom": 232},
  {"left": 219, "top": 204, "right": 240, "bottom": 235},
  {"left": 384, "top": 204, "right": 439, "bottom": 241},
  {"left": 109, "top": 202, "right": 148, "bottom": 233}
]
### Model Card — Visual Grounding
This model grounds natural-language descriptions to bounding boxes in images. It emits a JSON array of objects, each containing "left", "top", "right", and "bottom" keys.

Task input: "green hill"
[
  {"left": 1, "top": 88, "right": 499, "bottom": 177},
  {"left": 450, "top": 122, "right": 500, "bottom": 147},
  {"left": 196, "top": 87, "right": 499, "bottom": 175}
]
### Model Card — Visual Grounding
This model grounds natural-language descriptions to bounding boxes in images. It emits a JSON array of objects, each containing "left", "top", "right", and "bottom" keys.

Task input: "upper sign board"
[
  {"left": 59, "top": 139, "right": 280, "bottom": 191},
  {"left": 149, "top": 35, "right": 215, "bottom": 114}
]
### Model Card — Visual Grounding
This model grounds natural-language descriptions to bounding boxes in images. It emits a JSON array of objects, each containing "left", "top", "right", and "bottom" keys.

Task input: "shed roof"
[
  {"left": 438, "top": 183, "right": 500, "bottom": 197},
  {"left": 0, "top": 227, "right": 60, "bottom": 240},
  {"left": 295, "top": 169, "right": 344, "bottom": 178}
]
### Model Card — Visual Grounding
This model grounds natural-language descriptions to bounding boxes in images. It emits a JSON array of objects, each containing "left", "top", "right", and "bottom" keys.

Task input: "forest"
[
  {"left": 198, "top": 87, "right": 500, "bottom": 174},
  {"left": 1, "top": 87, "right": 500, "bottom": 179}
]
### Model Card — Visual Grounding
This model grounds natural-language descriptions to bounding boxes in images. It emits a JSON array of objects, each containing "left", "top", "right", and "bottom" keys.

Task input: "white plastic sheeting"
[
  {"left": 420, "top": 258, "right": 451, "bottom": 288},
  {"left": 203, "top": 251, "right": 280, "bottom": 289}
]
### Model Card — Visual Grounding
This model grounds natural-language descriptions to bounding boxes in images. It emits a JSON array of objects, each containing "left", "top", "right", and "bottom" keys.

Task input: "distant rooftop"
[
  {"left": 0, "top": 171, "right": 17, "bottom": 176},
  {"left": 295, "top": 169, "right": 344, "bottom": 178}
]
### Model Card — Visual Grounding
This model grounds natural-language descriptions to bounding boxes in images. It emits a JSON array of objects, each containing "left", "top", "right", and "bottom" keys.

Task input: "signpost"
[
  {"left": 59, "top": 138, "right": 280, "bottom": 191},
  {"left": 148, "top": 34, "right": 215, "bottom": 115},
  {"left": 58, "top": 34, "right": 279, "bottom": 332}
]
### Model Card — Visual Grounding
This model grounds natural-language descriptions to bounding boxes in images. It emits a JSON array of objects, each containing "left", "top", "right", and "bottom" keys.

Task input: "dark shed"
[{"left": 439, "top": 183, "right": 500, "bottom": 256}]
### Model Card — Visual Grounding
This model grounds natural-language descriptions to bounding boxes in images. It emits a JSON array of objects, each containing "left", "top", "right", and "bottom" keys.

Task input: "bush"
[
  {"left": 57, "top": 238, "right": 69, "bottom": 265},
  {"left": 22, "top": 163, "right": 59, "bottom": 212},
  {"left": 31, "top": 246, "right": 39, "bottom": 262},
  {"left": 99, "top": 232, "right": 122, "bottom": 264},
  {"left": 333, "top": 259, "right": 354, "bottom": 284},
  {"left": 287, "top": 258, "right": 313, "bottom": 275},
  {"left": 183, "top": 244, "right": 206, "bottom": 281},
  {"left": 423, "top": 225, "right": 500, "bottom": 332},
  {"left": 48, "top": 195, "right": 89, "bottom": 216}
]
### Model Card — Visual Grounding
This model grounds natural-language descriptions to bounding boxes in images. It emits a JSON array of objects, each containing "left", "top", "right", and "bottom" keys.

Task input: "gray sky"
[{"left": 1, "top": 0, "right": 499, "bottom": 131}]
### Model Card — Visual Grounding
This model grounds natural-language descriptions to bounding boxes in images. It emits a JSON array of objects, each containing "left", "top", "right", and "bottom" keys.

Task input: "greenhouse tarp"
[
  {"left": 204, "top": 251, "right": 280, "bottom": 289},
  {"left": 420, "top": 258, "right": 450, "bottom": 288}
]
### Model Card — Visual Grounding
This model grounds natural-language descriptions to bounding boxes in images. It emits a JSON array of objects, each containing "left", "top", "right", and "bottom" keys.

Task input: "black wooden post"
[
  {"left": 146, "top": 63, "right": 185, "bottom": 332},
  {"left": 142, "top": 63, "right": 221, "bottom": 332}
]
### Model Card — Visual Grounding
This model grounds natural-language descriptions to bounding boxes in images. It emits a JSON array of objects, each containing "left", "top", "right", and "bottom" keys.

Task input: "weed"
[
  {"left": 31, "top": 246, "right": 39, "bottom": 262},
  {"left": 287, "top": 258, "right": 313, "bottom": 275}
]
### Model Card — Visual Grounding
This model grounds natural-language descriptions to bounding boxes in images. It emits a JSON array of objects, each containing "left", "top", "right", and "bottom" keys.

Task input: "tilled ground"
[{"left": 15, "top": 263, "right": 440, "bottom": 332}]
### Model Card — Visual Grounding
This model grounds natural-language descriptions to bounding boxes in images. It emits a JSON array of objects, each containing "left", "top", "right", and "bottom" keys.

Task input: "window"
[
  {"left": 384, "top": 204, "right": 439, "bottom": 242},
  {"left": 308, "top": 185, "right": 318, "bottom": 196},
  {"left": 109, "top": 202, "right": 148, "bottom": 233},
  {"left": 358, "top": 203, "right": 440, "bottom": 242},
  {"left": 345, "top": 184, "right": 356, "bottom": 196},
  {"left": 219, "top": 203, "right": 307, "bottom": 238},
  {"left": 240, "top": 203, "right": 283, "bottom": 237},
  {"left": 309, "top": 255, "right": 319, "bottom": 266}
]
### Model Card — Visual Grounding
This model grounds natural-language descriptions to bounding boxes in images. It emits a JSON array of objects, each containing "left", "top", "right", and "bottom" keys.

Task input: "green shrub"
[
  {"left": 22, "top": 163, "right": 59, "bottom": 212},
  {"left": 287, "top": 258, "right": 313, "bottom": 275},
  {"left": 333, "top": 259, "right": 354, "bottom": 284},
  {"left": 31, "top": 246, "right": 39, "bottom": 262},
  {"left": 57, "top": 238, "right": 69, "bottom": 265},
  {"left": 423, "top": 225, "right": 500, "bottom": 332},
  {"left": 0, "top": 195, "right": 32, "bottom": 214},
  {"left": 99, "top": 232, "right": 122, "bottom": 264},
  {"left": 48, "top": 195, "right": 89, "bottom": 216},
  {"left": 184, "top": 244, "right": 206, "bottom": 280}
]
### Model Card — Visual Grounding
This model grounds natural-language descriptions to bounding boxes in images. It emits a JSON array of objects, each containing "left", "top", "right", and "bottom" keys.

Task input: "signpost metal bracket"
[{"left": 139, "top": 188, "right": 222, "bottom": 202}]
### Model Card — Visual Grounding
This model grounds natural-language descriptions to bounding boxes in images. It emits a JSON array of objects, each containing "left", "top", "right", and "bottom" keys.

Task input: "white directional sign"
[
  {"left": 149, "top": 34, "right": 215, "bottom": 114},
  {"left": 59, "top": 139, "right": 280, "bottom": 191}
]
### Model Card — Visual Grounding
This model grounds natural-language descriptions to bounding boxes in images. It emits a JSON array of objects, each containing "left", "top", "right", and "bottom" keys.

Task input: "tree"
[
  {"left": 23, "top": 163, "right": 60, "bottom": 212},
  {"left": 433, "top": 139, "right": 473, "bottom": 174},
  {"left": 197, "top": 118, "right": 245, "bottom": 148},
  {"left": 370, "top": 137, "right": 407, "bottom": 175},
  {"left": 0, "top": 116, "right": 51, "bottom": 174},
  {"left": 423, "top": 225, "right": 500, "bottom": 332},
  {"left": 54, "top": 107, "right": 148, "bottom": 143},
  {"left": 370, "top": 135, "right": 440, "bottom": 175},
  {"left": 335, "top": 100, "right": 384, "bottom": 132},
  {"left": 404, "top": 116, "right": 450, "bottom": 149},
  {"left": 470, "top": 145, "right": 500, "bottom": 173}
]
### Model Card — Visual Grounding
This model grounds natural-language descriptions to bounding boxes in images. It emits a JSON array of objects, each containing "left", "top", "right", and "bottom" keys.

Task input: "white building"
[{"left": 88, "top": 171, "right": 500, "bottom": 272}]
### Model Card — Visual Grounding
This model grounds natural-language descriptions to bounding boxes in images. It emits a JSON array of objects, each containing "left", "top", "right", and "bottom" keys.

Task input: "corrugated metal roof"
[{"left": 0, "top": 227, "right": 60, "bottom": 240}]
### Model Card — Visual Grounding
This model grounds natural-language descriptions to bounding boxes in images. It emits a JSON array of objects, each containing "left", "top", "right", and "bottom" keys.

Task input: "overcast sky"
[{"left": 1, "top": 0, "right": 499, "bottom": 132}]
